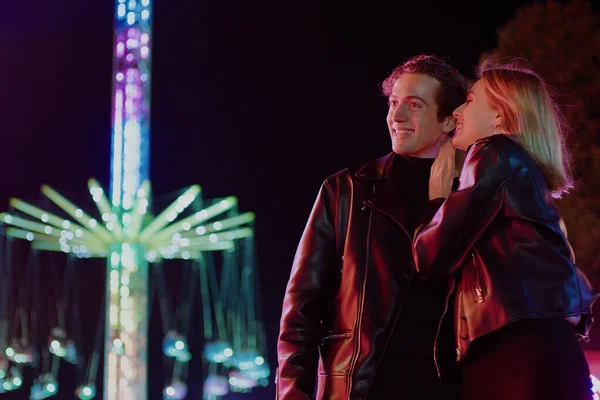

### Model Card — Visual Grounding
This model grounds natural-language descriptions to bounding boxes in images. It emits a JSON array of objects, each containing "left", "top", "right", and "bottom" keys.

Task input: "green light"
[{"left": 76, "top": 383, "right": 97, "bottom": 400}]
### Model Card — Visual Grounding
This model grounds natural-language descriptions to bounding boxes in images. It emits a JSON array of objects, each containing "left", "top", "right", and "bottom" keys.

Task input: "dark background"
[{"left": 1, "top": 0, "right": 596, "bottom": 398}]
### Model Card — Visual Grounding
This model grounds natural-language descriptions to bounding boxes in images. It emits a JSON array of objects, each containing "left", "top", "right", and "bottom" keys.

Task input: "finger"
[
  {"left": 439, "top": 142, "right": 454, "bottom": 162},
  {"left": 443, "top": 140, "right": 456, "bottom": 157}
]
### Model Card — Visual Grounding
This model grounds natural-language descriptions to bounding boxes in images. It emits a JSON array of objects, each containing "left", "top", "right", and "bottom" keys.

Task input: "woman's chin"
[{"left": 451, "top": 136, "right": 466, "bottom": 151}]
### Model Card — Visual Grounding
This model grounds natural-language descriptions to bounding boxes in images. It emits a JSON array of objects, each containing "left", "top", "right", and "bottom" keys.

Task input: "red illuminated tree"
[{"left": 483, "top": 0, "right": 600, "bottom": 272}]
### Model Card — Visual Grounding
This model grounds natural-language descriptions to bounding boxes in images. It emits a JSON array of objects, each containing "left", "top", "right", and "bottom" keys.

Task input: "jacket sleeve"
[
  {"left": 413, "top": 141, "right": 509, "bottom": 279},
  {"left": 277, "top": 180, "right": 339, "bottom": 399}
]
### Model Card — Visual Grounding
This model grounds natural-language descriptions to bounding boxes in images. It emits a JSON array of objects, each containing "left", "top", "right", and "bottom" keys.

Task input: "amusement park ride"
[{"left": 0, "top": 1, "right": 269, "bottom": 398}]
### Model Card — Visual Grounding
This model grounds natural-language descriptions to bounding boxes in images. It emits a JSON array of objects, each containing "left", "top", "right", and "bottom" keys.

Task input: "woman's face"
[{"left": 452, "top": 79, "right": 500, "bottom": 150}]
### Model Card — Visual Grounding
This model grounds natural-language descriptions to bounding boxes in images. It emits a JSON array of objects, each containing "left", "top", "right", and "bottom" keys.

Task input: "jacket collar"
[
  {"left": 353, "top": 152, "right": 412, "bottom": 235},
  {"left": 354, "top": 152, "right": 395, "bottom": 181}
]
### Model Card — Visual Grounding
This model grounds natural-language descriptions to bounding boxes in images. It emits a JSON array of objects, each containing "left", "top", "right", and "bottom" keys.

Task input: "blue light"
[
  {"left": 127, "top": 12, "right": 136, "bottom": 25},
  {"left": 30, "top": 382, "right": 44, "bottom": 399},
  {"left": 41, "top": 373, "right": 58, "bottom": 397},
  {"left": 232, "top": 349, "right": 260, "bottom": 370},
  {"left": 6, "top": 342, "right": 33, "bottom": 364},
  {"left": 65, "top": 340, "right": 78, "bottom": 364},
  {"left": 162, "top": 331, "right": 191, "bottom": 362},
  {"left": 117, "top": 4, "right": 126, "bottom": 17},
  {"left": 2, "top": 367, "right": 23, "bottom": 391},
  {"left": 203, "top": 340, "right": 233, "bottom": 364}
]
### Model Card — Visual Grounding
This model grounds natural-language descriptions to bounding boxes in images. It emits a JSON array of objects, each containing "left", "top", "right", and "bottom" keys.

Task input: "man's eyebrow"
[{"left": 405, "top": 95, "right": 428, "bottom": 105}]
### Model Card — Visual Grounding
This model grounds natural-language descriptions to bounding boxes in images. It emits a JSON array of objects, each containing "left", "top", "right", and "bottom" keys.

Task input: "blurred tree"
[{"left": 482, "top": 0, "right": 600, "bottom": 273}]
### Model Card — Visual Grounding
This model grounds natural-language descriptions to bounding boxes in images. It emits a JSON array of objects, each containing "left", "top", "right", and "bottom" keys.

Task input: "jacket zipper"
[
  {"left": 346, "top": 209, "right": 373, "bottom": 399},
  {"left": 362, "top": 185, "right": 417, "bottom": 396},
  {"left": 321, "top": 332, "right": 352, "bottom": 343},
  {"left": 367, "top": 194, "right": 458, "bottom": 381},
  {"left": 456, "top": 291, "right": 464, "bottom": 362},
  {"left": 433, "top": 277, "right": 456, "bottom": 379}
]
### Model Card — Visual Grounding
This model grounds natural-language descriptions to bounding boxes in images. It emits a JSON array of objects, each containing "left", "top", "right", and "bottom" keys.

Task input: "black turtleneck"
[
  {"left": 367, "top": 154, "right": 460, "bottom": 399},
  {"left": 390, "top": 154, "right": 435, "bottom": 234}
]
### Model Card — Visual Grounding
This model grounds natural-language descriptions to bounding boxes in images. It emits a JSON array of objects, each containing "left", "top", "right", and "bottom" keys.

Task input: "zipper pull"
[{"left": 456, "top": 347, "right": 463, "bottom": 362}]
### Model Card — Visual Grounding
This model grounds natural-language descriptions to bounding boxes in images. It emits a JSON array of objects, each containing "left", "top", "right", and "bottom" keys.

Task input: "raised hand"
[{"left": 429, "top": 137, "right": 457, "bottom": 200}]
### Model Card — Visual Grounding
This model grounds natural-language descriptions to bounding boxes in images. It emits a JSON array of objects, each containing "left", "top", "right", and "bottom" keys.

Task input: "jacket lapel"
[{"left": 355, "top": 152, "right": 410, "bottom": 235}]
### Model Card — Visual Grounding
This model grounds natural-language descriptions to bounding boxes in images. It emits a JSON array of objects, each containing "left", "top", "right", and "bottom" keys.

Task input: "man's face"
[{"left": 386, "top": 73, "right": 453, "bottom": 158}]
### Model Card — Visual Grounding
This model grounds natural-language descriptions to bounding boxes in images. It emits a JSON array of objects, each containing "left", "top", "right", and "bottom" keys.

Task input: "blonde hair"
[{"left": 478, "top": 58, "right": 574, "bottom": 198}]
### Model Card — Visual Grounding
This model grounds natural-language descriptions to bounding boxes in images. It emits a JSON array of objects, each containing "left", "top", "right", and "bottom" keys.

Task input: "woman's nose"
[{"left": 453, "top": 103, "right": 465, "bottom": 118}]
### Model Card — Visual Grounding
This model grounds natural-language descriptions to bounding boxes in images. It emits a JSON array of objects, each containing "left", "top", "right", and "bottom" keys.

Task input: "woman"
[{"left": 413, "top": 58, "right": 598, "bottom": 400}]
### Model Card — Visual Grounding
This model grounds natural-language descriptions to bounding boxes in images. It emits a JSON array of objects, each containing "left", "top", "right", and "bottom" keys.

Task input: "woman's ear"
[{"left": 492, "top": 113, "right": 503, "bottom": 132}]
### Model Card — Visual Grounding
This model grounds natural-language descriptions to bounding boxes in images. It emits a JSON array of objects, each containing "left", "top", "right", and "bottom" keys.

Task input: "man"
[{"left": 277, "top": 55, "right": 468, "bottom": 399}]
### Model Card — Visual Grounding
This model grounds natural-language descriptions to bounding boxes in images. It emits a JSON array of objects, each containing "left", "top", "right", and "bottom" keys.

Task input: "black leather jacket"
[
  {"left": 414, "top": 134, "right": 598, "bottom": 361},
  {"left": 277, "top": 153, "right": 455, "bottom": 400}
]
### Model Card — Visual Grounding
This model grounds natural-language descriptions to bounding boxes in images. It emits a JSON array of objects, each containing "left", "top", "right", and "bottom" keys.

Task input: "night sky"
[{"left": 0, "top": 0, "right": 577, "bottom": 398}]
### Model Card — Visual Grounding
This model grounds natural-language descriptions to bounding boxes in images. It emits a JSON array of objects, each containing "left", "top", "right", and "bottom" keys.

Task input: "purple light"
[
  {"left": 107, "top": 0, "right": 153, "bottom": 396},
  {"left": 203, "top": 375, "right": 229, "bottom": 396},
  {"left": 117, "top": 43, "right": 125, "bottom": 57}
]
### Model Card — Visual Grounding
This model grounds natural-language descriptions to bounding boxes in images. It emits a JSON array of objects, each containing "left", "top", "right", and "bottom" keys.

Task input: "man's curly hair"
[{"left": 381, "top": 54, "right": 468, "bottom": 121}]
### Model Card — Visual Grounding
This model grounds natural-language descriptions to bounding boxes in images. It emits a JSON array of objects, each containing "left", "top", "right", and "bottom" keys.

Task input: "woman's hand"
[{"left": 429, "top": 137, "right": 458, "bottom": 200}]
